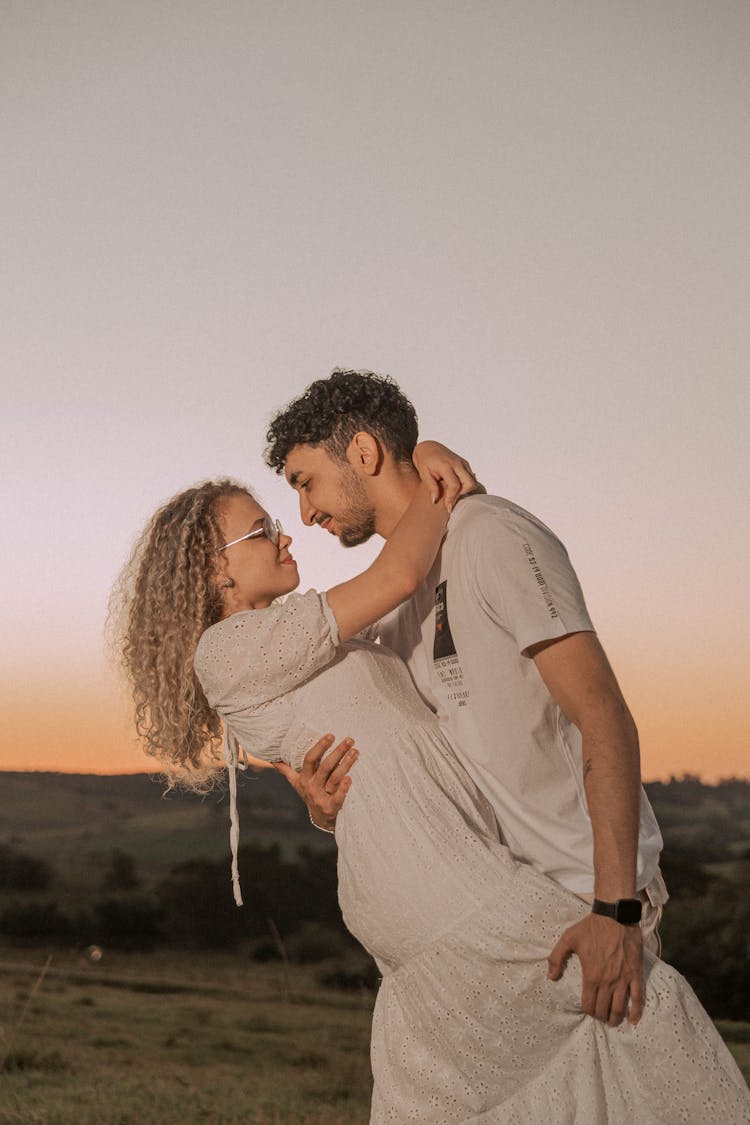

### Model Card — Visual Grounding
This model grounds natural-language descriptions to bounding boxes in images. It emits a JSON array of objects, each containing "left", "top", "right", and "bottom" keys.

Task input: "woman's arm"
[
  {"left": 413, "top": 440, "right": 486, "bottom": 509},
  {"left": 326, "top": 483, "right": 449, "bottom": 641}
]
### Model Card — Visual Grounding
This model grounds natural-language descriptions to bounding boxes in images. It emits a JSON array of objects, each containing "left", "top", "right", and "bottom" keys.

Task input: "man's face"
[{"left": 284, "top": 443, "right": 377, "bottom": 548}]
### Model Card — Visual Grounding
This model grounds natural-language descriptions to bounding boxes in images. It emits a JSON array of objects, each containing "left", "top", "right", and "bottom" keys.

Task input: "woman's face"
[{"left": 216, "top": 493, "right": 299, "bottom": 614}]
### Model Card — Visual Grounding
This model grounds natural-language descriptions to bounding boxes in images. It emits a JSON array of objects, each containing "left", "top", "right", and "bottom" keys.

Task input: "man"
[{"left": 265, "top": 369, "right": 666, "bottom": 1028}]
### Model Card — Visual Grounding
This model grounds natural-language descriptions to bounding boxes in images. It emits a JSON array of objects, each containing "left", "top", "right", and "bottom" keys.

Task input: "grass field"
[
  {"left": 1, "top": 948, "right": 747, "bottom": 1124},
  {"left": 0, "top": 950, "right": 374, "bottom": 1124},
  {"left": 2, "top": 775, "right": 748, "bottom": 1119}
]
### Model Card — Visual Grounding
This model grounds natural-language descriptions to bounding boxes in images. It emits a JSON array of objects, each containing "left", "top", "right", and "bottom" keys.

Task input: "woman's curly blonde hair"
[{"left": 110, "top": 479, "right": 253, "bottom": 781}]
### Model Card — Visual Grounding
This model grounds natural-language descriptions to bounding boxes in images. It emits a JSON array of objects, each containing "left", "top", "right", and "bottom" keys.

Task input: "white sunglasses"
[{"left": 217, "top": 516, "right": 283, "bottom": 552}]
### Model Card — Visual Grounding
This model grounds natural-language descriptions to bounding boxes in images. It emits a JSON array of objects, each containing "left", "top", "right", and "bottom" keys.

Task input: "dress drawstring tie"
[{"left": 223, "top": 727, "right": 248, "bottom": 906}]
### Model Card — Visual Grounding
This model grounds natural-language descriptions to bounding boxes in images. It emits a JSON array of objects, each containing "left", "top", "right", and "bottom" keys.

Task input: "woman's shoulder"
[
  {"left": 198, "top": 589, "right": 336, "bottom": 647},
  {"left": 194, "top": 589, "right": 340, "bottom": 707}
]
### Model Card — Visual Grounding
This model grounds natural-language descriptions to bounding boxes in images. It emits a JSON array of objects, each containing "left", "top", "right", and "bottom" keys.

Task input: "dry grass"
[
  {"left": 1, "top": 950, "right": 747, "bottom": 1123},
  {"left": 0, "top": 950, "right": 374, "bottom": 1124}
]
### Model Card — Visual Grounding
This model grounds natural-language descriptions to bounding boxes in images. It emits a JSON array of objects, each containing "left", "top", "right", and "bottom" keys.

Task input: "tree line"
[{"left": 1, "top": 775, "right": 748, "bottom": 1016}]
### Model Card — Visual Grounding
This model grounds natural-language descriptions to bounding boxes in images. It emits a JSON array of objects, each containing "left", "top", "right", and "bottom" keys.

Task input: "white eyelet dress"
[{"left": 194, "top": 591, "right": 750, "bottom": 1125}]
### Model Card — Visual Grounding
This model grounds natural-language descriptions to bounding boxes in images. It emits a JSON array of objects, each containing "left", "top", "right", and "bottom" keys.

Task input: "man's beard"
[{"left": 337, "top": 469, "right": 377, "bottom": 548}]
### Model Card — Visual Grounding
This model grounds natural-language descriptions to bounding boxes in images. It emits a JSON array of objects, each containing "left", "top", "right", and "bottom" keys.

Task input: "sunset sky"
[{"left": 2, "top": 0, "right": 748, "bottom": 782}]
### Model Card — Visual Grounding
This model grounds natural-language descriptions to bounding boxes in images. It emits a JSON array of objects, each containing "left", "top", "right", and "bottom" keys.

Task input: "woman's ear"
[
  {"left": 347, "top": 431, "right": 382, "bottom": 476},
  {"left": 212, "top": 551, "right": 232, "bottom": 592},
  {"left": 211, "top": 555, "right": 236, "bottom": 619}
]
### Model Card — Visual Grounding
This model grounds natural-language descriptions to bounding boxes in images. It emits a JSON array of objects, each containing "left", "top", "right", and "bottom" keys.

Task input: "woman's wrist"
[
  {"left": 411, "top": 440, "right": 483, "bottom": 510},
  {"left": 309, "top": 810, "right": 336, "bottom": 834}
]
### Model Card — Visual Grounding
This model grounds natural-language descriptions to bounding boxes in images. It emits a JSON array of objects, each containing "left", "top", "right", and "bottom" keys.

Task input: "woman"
[{"left": 114, "top": 472, "right": 749, "bottom": 1123}]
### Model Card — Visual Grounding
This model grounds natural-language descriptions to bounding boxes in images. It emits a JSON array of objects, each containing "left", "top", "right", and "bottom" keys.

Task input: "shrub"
[
  {"left": 90, "top": 895, "right": 161, "bottom": 950},
  {"left": 319, "top": 958, "right": 380, "bottom": 992},
  {"left": 660, "top": 869, "right": 750, "bottom": 1020},
  {"left": 250, "top": 938, "right": 282, "bottom": 962},
  {"left": 156, "top": 858, "right": 244, "bottom": 949},
  {"left": 155, "top": 841, "right": 344, "bottom": 949},
  {"left": 286, "top": 922, "right": 350, "bottom": 964},
  {"left": 1, "top": 900, "right": 72, "bottom": 943},
  {"left": 100, "top": 848, "right": 140, "bottom": 891},
  {"left": 0, "top": 845, "right": 54, "bottom": 892}
]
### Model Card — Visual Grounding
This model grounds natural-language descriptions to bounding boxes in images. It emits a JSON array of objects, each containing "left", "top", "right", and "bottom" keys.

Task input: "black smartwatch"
[{"left": 591, "top": 898, "right": 642, "bottom": 925}]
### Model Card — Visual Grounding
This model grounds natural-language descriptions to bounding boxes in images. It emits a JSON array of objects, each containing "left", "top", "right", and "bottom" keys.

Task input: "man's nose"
[{"left": 299, "top": 491, "right": 317, "bottom": 526}]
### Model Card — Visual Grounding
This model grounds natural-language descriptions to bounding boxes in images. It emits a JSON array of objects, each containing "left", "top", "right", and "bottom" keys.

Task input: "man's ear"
[{"left": 346, "top": 431, "right": 382, "bottom": 477}]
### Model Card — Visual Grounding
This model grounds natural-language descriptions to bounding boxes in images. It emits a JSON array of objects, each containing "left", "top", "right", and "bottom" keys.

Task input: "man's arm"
[{"left": 529, "top": 630, "right": 645, "bottom": 1027}]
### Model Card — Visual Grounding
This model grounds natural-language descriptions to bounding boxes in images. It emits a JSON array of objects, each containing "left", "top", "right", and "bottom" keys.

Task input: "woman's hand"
[
  {"left": 271, "top": 734, "right": 358, "bottom": 832},
  {"left": 413, "top": 441, "right": 485, "bottom": 511}
]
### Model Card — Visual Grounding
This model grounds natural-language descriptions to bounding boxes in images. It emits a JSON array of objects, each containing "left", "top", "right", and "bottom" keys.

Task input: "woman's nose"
[{"left": 280, "top": 532, "right": 293, "bottom": 548}]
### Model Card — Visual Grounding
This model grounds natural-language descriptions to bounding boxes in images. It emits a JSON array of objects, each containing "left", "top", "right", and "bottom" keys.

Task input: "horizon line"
[{"left": 2, "top": 768, "right": 748, "bottom": 786}]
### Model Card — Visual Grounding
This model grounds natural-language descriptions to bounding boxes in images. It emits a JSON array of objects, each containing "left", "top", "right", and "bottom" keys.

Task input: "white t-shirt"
[{"left": 378, "top": 494, "right": 662, "bottom": 895}]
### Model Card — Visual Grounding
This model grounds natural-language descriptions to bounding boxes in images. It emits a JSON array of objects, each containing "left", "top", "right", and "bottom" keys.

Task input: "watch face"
[{"left": 614, "top": 899, "right": 643, "bottom": 925}]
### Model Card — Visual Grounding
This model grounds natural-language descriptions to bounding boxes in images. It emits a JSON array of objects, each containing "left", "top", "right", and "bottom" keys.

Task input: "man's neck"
[{"left": 373, "top": 465, "right": 420, "bottom": 539}]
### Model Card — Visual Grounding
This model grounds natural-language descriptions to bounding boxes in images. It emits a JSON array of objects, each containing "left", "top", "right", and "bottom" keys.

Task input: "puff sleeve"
[{"left": 195, "top": 589, "right": 340, "bottom": 711}]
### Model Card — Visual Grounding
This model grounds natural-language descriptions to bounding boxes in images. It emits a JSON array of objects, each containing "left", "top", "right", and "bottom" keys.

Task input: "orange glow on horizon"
[{"left": 2, "top": 669, "right": 747, "bottom": 782}]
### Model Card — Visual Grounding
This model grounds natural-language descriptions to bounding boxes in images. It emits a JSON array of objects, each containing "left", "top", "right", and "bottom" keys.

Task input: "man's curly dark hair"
[{"left": 264, "top": 369, "right": 419, "bottom": 473}]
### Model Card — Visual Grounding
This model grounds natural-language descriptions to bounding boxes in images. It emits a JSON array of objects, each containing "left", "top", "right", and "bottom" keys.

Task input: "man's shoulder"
[{"left": 448, "top": 493, "right": 556, "bottom": 540}]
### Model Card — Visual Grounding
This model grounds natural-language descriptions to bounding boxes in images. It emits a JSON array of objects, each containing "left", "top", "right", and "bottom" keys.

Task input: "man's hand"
[
  {"left": 271, "top": 734, "right": 358, "bottom": 832},
  {"left": 547, "top": 913, "right": 644, "bottom": 1027}
]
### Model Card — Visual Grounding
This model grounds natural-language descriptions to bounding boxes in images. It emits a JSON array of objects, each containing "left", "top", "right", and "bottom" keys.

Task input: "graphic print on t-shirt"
[
  {"left": 433, "top": 580, "right": 457, "bottom": 658},
  {"left": 433, "top": 581, "right": 470, "bottom": 709},
  {"left": 522, "top": 542, "right": 559, "bottom": 620}
]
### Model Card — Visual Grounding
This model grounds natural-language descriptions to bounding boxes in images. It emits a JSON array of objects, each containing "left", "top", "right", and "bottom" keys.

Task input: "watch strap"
[{"left": 591, "top": 897, "right": 643, "bottom": 925}]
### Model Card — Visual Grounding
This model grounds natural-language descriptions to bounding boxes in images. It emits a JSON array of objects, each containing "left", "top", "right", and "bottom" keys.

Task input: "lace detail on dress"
[{"left": 194, "top": 589, "right": 339, "bottom": 712}]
